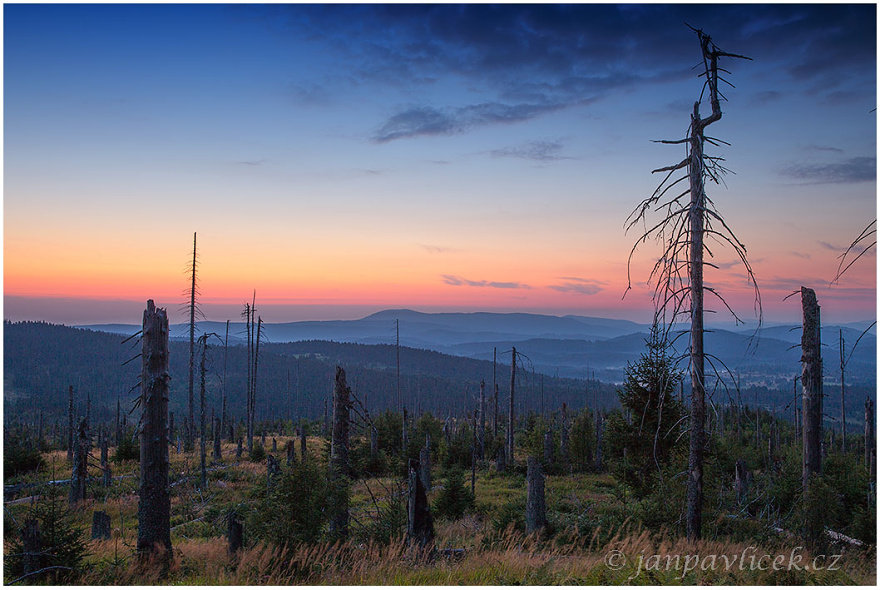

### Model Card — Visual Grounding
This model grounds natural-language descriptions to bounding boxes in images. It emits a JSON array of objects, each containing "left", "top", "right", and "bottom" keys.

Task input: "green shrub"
[
  {"left": 434, "top": 467, "right": 475, "bottom": 521},
  {"left": 5, "top": 488, "right": 88, "bottom": 584},
  {"left": 112, "top": 430, "right": 139, "bottom": 463},
  {"left": 250, "top": 441, "right": 266, "bottom": 463},
  {"left": 3, "top": 432, "right": 44, "bottom": 480}
]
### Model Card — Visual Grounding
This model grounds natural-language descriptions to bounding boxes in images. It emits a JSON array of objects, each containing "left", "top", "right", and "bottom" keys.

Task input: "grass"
[{"left": 4, "top": 439, "right": 876, "bottom": 585}]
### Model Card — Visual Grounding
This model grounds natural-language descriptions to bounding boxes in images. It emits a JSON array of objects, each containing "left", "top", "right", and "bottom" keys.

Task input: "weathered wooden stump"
[
  {"left": 137, "top": 300, "right": 172, "bottom": 556},
  {"left": 236, "top": 437, "right": 243, "bottom": 459},
  {"left": 92, "top": 510, "right": 111, "bottom": 540},
  {"left": 286, "top": 440, "right": 296, "bottom": 466},
  {"left": 227, "top": 511, "right": 243, "bottom": 558},
  {"left": 734, "top": 459, "right": 750, "bottom": 505},
  {"left": 407, "top": 458, "right": 434, "bottom": 549},
  {"left": 300, "top": 427, "right": 308, "bottom": 462},
  {"left": 267, "top": 454, "right": 280, "bottom": 490},
  {"left": 419, "top": 443, "right": 432, "bottom": 492},
  {"left": 543, "top": 429, "right": 554, "bottom": 468},
  {"left": 525, "top": 456, "right": 547, "bottom": 535},
  {"left": 272, "top": 437, "right": 277, "bottom": 453},
  {"left": 22, "top": 518, "right": 42, "bottom": 577}
]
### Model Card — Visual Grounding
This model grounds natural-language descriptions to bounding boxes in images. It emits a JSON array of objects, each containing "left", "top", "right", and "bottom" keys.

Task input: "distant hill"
[{"left": 80, "top": 309, "right": 875, "bottom": 387}]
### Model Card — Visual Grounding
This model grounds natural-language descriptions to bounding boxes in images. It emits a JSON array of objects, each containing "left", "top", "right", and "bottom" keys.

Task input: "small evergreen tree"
[
  {"left": 606, "top": 325, "right": 684, "bottom": 498},
  {"left": 433, "top": 467, "right": 474, "bottom": 521}
]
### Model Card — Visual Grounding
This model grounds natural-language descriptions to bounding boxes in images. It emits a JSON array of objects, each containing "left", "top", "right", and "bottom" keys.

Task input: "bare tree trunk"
[
  {"left": 560, "top": 403, "right": 570, "bottom": 472},
  {"left": 199, "top": 336, "right": 208, "bottom": 489},
  {"left": 69, "top": 418, "right": 88, "bottom": 506},
  {"left": 734, "top": 459, "right": 750, "bottom": 505},
  {"left": 595, "top": 411, "right": 603, "bottom": 472},
  {"left": 329, "top": 366, "right": 350, "bottom": 539},
  {"left": 187, "top": 232, "right": 197, "bottom": 453},
  {"left": 543, "top": 429, "right": 554, "bottom": 469},
  {"left": 267, "top": 454, "right": 280, "bottom": 491},
  {"left": 370, "top": 426, "right": 378, "bottom": 463},
  {"left": 67, "top": 385, "right": 74, "bottom": 462},
  {"left": 865, "top": 397, "right": 875, "bottom": 479},
  {"left": 213, "top": 417, "right": 222, "bottom": 461},
  {"left": 507, "top": 347, "right": 516, "bottom": 469},
  {"left": 840, "top": 329, "right": 846, "bottom": 452},
  {"left": 138, "top": 300, "right": 171, "bottom": 556},
  {"left": 101, "top": 435, "right": 111, "bottom": 487},
  {"left": 525, "top": 456, "right": 547, "bottom": 535},
  {"left": 407, "top": 458, "right": 434, "bottom": 549},
  {"left": 252, "top": 317, "right": 263, "bottom": 453},
  {"left": 493, "top": 347, "right": 498, "bottom": 439},
  {"left": 223, "top": 319, "right": 229, "bottom": 442},
  {"left": 801, "top": 287, "right": 823, "bottom": 492},
  {"left": 478, "top": 380, "right": 485, "bottom": 460},
  {"left": 685, "top": 98, "right": 708, "bottom": 542}
]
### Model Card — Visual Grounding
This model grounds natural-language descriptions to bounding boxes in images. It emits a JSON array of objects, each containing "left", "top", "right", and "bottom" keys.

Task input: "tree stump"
[
  {"left": 407, "top": 458, "right": 434, "bottom": 549},
  {"left": 227, "top": 511, "right": 243, "bottom": 558},
  {"left": 236, "top": 437, "right": 243, "bottom": 459},
  {"left": 92, "top": 510, "right": 111, "bottom": 540},
  {"left": 137, "top": 299, "right": 172, "bottom": 556},
  {"left": 496, "top": 446, "right": 506, "bottom": 473},
  {"left": 21, "top": 518, "right": 42, "bottom": 577},
  {"left": 525, "top": 456, "right": 547, "bottom": 535},
  {"left": 272, "top": 437, "right": 277, "bottom": 453},
  {"left": 286, "top": 440, "right": 296, "bottom": 466},
  {"left": 213, "top": 417, "right": 222, "bottom": 460},
  {"left": 69, "top": 418, "right": 88, "bottom": 506},
  {"left": 267, "top": 454, "right": 280, "bottom": 490},
  {"left": 734, "top": 459, "right": 750, "bottom": 505}
]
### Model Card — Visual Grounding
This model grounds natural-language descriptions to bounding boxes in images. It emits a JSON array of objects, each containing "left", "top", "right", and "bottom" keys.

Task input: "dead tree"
[
  {"left": 101, "top": 434, "right": 111, "bottom": 487},
  {"left": 407, "top": 458, "right": 434, "bottom": 549},
  {"left": 801, "top": 287, "right": 823, "bottom": 492},
  {"left": 186, "top": 232, "right": 199, "bottom": 453},
  {"left": 199, "top": 334, "right": 208, "bottom": 489},
  {"left": 329, "top": 366, "right": 351, "bottom": 539},
  {"left": 69, "top": 418, "right": 88, "bottom": 506},
  {"left": 493, "top": 347, "right": 499, "bottom": 438},
  {"left": 213, "top": 417, "right": 222, "bottom": 461},
  {"left": 595, "top": 411, "right": 603, "bottom": 472},
  {"left": 138, "top": 300, "right": 172, "bottom": 555},
  {"left": 477, "top": 380, "right": 486, "bottom": 460},
  {"left": 67, "top": 385, "right": 74, "bottom": 462},
  {"left": 560, "top": 403, "right": 570, "bottom": 472},
  {"left": 507, "top": 347, "right": 517, "bottom": 468},
  {"left": 525, "top": 456, "right": 547, "bottom": 535},
  {"left": 420, "top": 437, "right": 432, "bottom": 492},
  {"left": 866, "top": 398, "right": 876, "bottom": 477},
  {"left": 222, "top": 319, "right": 230, "bottom": 441},
  {"left": 625, "top": 28, "right": 756, "bottom": 541},
  {"left": 734, "top": 459, "right": 750, "bottom": 505},
  {"left": 840, "top": 329, "right": 847, "bottom": 452},
  {"left": 370, "top": 426, "right": 378, "bottom": 463},
  {"left": 286, "top": 440, "right": 296, "bottom": 465}
]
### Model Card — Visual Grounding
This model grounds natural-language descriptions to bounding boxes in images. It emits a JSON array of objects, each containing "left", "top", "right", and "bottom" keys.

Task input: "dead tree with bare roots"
[{"left": 625, "top": 27, "right": 760, "bottom": 541}]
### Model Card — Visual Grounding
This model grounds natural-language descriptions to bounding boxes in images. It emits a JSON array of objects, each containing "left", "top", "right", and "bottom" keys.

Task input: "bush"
[
  {"left": 247, "top": 459, "right": 332, "bottom": 546},
  {"left": 4, "top": 432, "right": 44, "bottom": 480},
  {"left": 433, "top": 467, "right": 475, "bottom": 521},
  {"left": 250, "top": 441, "right": 266, "bottom": 463},
  {"left": 112, "top": 430, "right": 139, "bottom": 463}
]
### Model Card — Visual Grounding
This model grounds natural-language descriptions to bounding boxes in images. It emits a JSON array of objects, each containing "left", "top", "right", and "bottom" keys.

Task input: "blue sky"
[{"left": 3, "top": 3, "right": 876, "bottom": 326}]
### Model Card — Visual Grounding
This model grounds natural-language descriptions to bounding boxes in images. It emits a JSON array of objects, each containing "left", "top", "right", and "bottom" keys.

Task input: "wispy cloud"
[
  {"left": 490, "top": 140, "right": 569, "bottom": 162},
  {"left": 420, "top": 244, "right": 456, "bottom": 254},
  {"left": 442, "top": 275, "right": 531, "bottom": 289},
  {"left": 780, "top": 156, "right": 875, "bottom": 184},
  {"left": 373, "top": 102, "right": 563, "bottom": 142},
  {"left": 548, "top": 277, "right": 605, "bottom": 295}
]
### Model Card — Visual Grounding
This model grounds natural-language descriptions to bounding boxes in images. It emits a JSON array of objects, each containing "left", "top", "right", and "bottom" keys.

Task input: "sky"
[{"left": 3, "top": 3, "right": 877, "bottom": 327}]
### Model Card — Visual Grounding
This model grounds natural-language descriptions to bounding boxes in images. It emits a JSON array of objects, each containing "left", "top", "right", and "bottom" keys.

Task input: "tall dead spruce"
[
  {"left": 329, "top": 366, "right": 351, "bottom": 539},
  {"left": 625, "top": 27, "right": 758, "bottom": 541},
  {"left": 138, "top": 300, "right": 172, "bottom": 556}
]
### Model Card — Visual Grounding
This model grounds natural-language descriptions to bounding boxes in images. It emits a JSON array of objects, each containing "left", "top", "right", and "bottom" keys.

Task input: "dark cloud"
[
  {"left": 265, "top": 4, "right": 875, "bottom": 138},
  {"left": 780, "top": 156, "right": 876, "bottom": 184},
  {"left": 490, "top": 140, "right": 568, "bottom": 162},
  {"left": 442, "top": 275, "right": 531, "bottom": 289},
  {"left": 373, "top": 102, "right": 563, "bottom": 142},
  {"left": 548, "top": 277, "right": 605, "bottom": 295}
]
